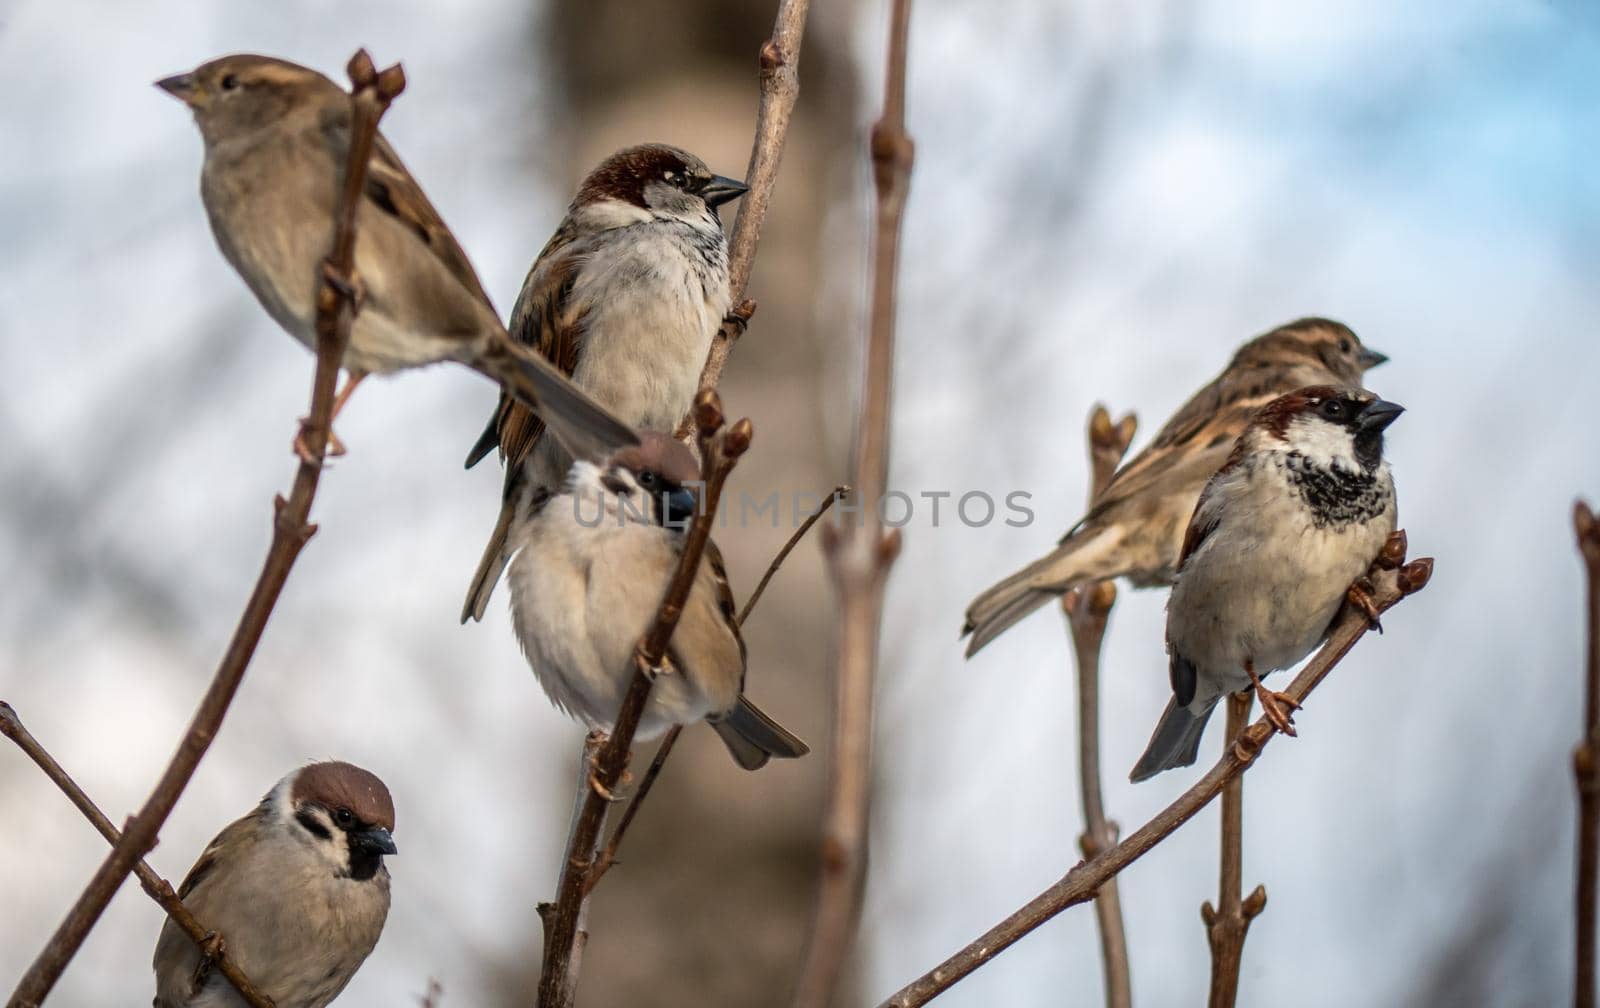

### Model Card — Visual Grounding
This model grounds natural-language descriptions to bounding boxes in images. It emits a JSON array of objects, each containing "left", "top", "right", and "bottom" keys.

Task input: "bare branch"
[
  {"left": 693, "top": 0, "right": 813, "bottom": 395},
  {"left": 738, "top": 485, "right": 849, "bottom": 627},
  {"left": 0, "top": 704, "right": 274, "bottom": 1007},
  {"left": 791, "top": 2, "right": 913, "bottom": 1004},
  {"left": 1061, "top": 404, "right": 1137, "bottom": 1008},
  {"left": 1574, "top": 499, "right": 1600, "bottom": 1008},
  {"left": 1200, "top": 693, "right": 1267, "bottom": 1007},
  {"left": 536, "top": 391, "right": 751, "bottom": 1007},
  {"left": 5, "top": 51, "right": 403, "bottom": 1008},
  {"left": 878, "top": 534, "right": 1434, "bottom": 1007}
]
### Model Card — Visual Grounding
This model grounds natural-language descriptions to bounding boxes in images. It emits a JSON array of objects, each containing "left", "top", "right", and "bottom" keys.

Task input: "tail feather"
[
  {"left": 472, "top": 340, "right": 637, "bottom": 464},
  {"left": 463, "top": 410, "right": 501, "bottom": 469},
  {"left": 461, "top": 501, "right": 515, "bottom": 624},
  {"left": 1129, "top": 698, "right": 1216, "bottom": 782},
  {"left": 712, "top": 696, "right": 809, "bottom": 771},
  {"left": 962, "top": 525, "right": 1124, "bottom": 657}
]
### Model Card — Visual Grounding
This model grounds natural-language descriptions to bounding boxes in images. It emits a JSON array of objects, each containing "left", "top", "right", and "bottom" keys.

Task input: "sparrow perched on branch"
[
  {"left": 152, "top": 761, "right": 397, "bottom": 1007},
  {"left": 1129, "top": 386, "right": 1403, "bottom": 782},
  {"left": 459, "top": 143, "right": 747, "bottom": 623},
  {"left": 508, "top": 431, "right": 808, "bottom": 770},
  {"left": 963, "top": 318, "right": 1387, "bottom": 656},
  {"left": 157, "top": 54, "right": 635, "bottom": 461}
]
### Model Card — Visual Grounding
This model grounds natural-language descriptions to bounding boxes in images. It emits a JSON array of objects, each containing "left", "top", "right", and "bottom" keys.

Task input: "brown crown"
[
  {"left": 611, "top": 431, "right": 700, "bottom": 486},
  {"left": 291, "top": 761, "right": 395, "bottom": 832},
  {"left": 574, "top": 143, "right": 707, "bottom": 210}
]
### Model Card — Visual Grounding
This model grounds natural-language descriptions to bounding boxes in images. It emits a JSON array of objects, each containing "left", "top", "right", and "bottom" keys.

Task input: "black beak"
[
  {"left": 155, "top": 72, "right": 199, "bottom": 105},
  {"left": 664, "top": 487, "right": 699, "bottom": 530},
  {"left": 352, "top": 826, "right": 398, "bottom": 856},
  {"left": 699, "top": 174, "right": 749, "bottom": 208},
  {"left": 1359, "top": 398, "right": 1404, "bottom": 432},
  {"left": 1357, "top": 346, "right": 1389, "bottom": 369}
]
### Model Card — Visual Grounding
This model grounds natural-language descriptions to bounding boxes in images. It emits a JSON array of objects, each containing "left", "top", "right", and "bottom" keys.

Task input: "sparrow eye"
[
  {"left": 637, "top": 471, "right": 657, "bottom": 489},
  {"left": 1339, "top": 338, "right": 1352, "bottom": 354},
  {"left": 1320, "top": 399, "right": 1346, "bottom": 420},
  {"left": 334, "top": 807, "right": 354, "bottom": 827},
  {"left": 220, "top": 73, "right": 240, "bottom": 91}
]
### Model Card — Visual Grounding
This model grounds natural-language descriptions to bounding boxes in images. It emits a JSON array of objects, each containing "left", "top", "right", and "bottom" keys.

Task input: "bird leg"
[
  {"left": 1247, "top": 659, "right": 1299, "bottom": 737},
  {"left": 1346, "top": 577, "right": 1383, "bottom": 633},
  {"left": 319, "top": 258, "right": 367, "bottom": 312},
  {"left": 293, "top": 372, "right": 365, "bottom": 462}
]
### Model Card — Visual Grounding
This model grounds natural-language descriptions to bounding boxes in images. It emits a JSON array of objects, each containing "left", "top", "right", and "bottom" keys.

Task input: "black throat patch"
[{"left": 1280, "top": 451, "right": 1389, "bottom": 529}]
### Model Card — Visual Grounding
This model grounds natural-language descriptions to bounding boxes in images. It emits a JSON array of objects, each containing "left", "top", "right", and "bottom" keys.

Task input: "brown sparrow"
[
  {"left": 157, "top": 54, "right": 635, "bottom": 461},
  {"left": 963, "top": 318, "right": 1387, "bottom": 656},
  {"left": 459, "top": 143, "right": 747, "bottom": 623},
  {"left": 152, "top": 761, "right": 396, "bottom": 1007},
  {"left": 1130, "top": 386, "right": 1402, "bottom": 781},
  {"left": 508, "top": 431, "right": 808, "bottom": 769}
]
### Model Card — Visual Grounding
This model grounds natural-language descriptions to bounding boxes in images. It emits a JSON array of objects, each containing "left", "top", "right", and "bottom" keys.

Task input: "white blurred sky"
[{"left": 2, "top": 1, "right": 1598, "bottom": 1006}]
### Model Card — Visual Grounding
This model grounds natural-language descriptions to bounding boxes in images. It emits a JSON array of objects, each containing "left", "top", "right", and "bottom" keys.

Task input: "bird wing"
[
  {"left": 703, "top": 537, "right": 749, "bottom": 677},
  {"left": 464, "top": 225, "right": 588, "bottom": 474},
  {"left": 175, "top": 813, "right": 255, "bottom": 901}
]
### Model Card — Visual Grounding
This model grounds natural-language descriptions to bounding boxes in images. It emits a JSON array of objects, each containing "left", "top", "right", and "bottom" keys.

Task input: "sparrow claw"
[
  {"left": 292, "top": 420, "right": 345, "bottom": 463},
  {"left": 1256, "top": 688, "right": 1300, "bottom": 737},
  {"left": 1347, "top": 579, "right": 1383, "bottom": 633},
  {"left": 198, "top": 930, "right": 225, "bottom": 963},
  {"left": 320, "top": 259, "right": 366, "bottom": 311},
  {"left": 587, "top": 772, "right": 623, "bottom": 802}
]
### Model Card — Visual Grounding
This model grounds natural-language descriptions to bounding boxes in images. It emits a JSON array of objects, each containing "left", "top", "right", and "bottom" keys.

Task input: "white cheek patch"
[{"left": 1284, "top": 414, "right": 1361, "bottom": 471}]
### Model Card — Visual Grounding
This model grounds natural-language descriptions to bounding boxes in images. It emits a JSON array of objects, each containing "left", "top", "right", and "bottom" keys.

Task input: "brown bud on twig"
[
  {"left": 1242, "top": 884, "right": 1268, "bottom": 919},
  {"left": 694, "top": 389, "right": 724, "bottom": 437},
  {"left": 375, "top": 64, "right": 407, "bottom": 101},
  {"left": 346, "top": 49, "right": 376, "bottom": 88},
  {"left": 724, "top": 418, "right": 754, "bottom": 459},
  {"left": 1398, "top": 557, "right": 1434, "bottom": 594},
  {"left": 1377, "top": 529, "right": 1408, "bottom": 570}
]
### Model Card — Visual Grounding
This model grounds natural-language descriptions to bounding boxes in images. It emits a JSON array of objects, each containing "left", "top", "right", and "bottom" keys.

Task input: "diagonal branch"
[
  {"left": 583, "top": 483, "right": 848, "bottom": 892},
  {"left": 879, "top": 534, "right": 1433, "bottom": 1007},
  {"left": 1574, "top": 500, "right": 1600, "bottom": 1008},
  {"left": 0, "top": 704, "right": 273, "bottom": 1007},
  {"left": 1061, "top": 404, "right": 1136, "bottom": 1008},
  {"left": 5, "top": 50, "right": 404, "bottom": 1008},
  {"left": 693, "top": 0, "right": 813, "bottom": 397},
  {"left": 535, "top": 391, "right": 751, "bottom": 1008},
  {"left": 791, "top": 1, "right": 914, "bottom": 1004}
]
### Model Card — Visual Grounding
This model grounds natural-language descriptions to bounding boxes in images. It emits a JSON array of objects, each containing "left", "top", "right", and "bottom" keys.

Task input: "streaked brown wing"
[
  {"left": 702, "top": 538, "right": 749, "bottom": 678},
  {"left": 477, "top": 227, "right": 587, "bottom": 476},
  {"left": 175, "top": 814, "right": 254, "bottom": 900}
]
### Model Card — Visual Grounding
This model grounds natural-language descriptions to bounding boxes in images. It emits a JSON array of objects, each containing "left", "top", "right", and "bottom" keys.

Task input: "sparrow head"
[
  {"left": 573, "top": 143, "right": 748, "bottom": 228},
  {"left": 1232, "top": 318, "right": 1388, "bottom": 386},
  {"left": 271, "top": 761, "right": 397, "bottom": 882},
  {"left": 1253, "top": 385, "right": 1404, "bottom": 473},
  {"left": 573, "top": 430, "right": 701, "bottom": 529},
  {"left": 157, "top": 54, "right": 334, "bottom": 147}
]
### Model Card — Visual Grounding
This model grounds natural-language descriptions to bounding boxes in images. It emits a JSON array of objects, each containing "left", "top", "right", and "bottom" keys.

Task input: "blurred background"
[{"left": 1, "top": 1, "right": 1596, "bottom": 1006}]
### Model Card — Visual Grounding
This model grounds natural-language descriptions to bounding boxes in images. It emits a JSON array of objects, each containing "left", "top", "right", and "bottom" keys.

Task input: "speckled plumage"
[
  {"left": 962, "top": 319, "right": 1387, "bottom": 656},
  {"left": 1129, "top": 386, "right": 1402, "bottom": 781}
]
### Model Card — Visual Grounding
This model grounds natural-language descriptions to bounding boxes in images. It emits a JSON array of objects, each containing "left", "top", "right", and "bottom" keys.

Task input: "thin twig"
[
  {"left": 738, "top": 485, "right": 849, "bottom": 627},
  {"left": 5, "top": 50, "right": 402, "bottom": 1008},
  {"left": 791, "top": 3, "right": 913, "bottom": 1004},
  {"left": 587, "top": 482, "right": 846, "bottom": 890},
  {"left": 535, "top": 391, "right": 751, "bottom": 1008},
  {"left": 692, "top": 0, "right": 813, "bottom": 397},
  {"left": 1061, "top": 405, "right": 1136, "bottom": 1008},
  {"left": 1574, "top": 500, "right": 1600, "bottom": 1008},
  {"left": 0, "top": 704, "right": 273, "bottom": 1007},
  {"left": 1200, "top": 693, "right": 1266, "bottom": 1008},
  {"left": 878, "top": 534, "right": 1433, "bottom": 1007}
]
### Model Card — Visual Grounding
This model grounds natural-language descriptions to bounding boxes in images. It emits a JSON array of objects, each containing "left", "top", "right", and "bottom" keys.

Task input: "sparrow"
[
  {"left": 458, "top": 143, "right": 747, "bottom": 623},
  {"left": 507, "top": 431, "right": 808, "bottom": 770},
  {"left": 152, "top": 761, "right": 397, "bottom": 1007},
  {"left": 1129, "top": 386, "right": 1403, "bottom": 782},
  {"left": 156, "top": 54, "right": 636, "bottom": 462},
  {"left": 962, "top": 318, "right": 1387, "bottom": 656}
]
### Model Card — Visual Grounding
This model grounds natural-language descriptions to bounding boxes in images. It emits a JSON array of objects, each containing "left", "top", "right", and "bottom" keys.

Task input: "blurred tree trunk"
[{"left": 485, "top": 2, "right": 862, "bottom": 1004}]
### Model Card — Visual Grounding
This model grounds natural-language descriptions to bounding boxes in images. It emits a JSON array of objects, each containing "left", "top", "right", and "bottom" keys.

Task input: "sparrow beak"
[
  {"left": 351, "top": 826, "right": 398, "bottom": 857},
  {"left": 1357, "top": 346, "right": 1389, "bottom": 369},
  {"left": 1358, "top": 398, "right": 1405, "bottom": 432},
  {"left": 665, "top": 487, "right": 699, "bottom": 529},
  {"left": 155, "top": 72, "right": 202, "bottom": 107},
  {"left": 699, "top": 175, "right": 750, "bottom": 209}
]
